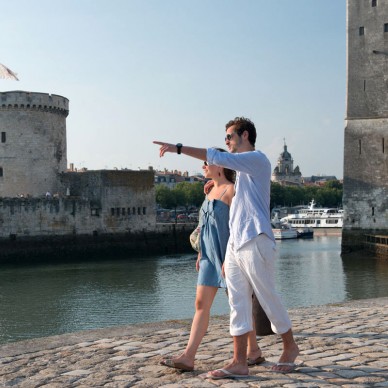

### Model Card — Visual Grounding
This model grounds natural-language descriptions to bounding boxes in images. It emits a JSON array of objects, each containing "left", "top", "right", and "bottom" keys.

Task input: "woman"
[{"left": 161, "top": 150, "right": 264, "bottom": 371}]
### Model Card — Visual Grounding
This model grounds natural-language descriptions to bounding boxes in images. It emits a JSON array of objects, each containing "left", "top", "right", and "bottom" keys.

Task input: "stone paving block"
[
  {"left": 334, "top": 369, "right": 368, "bottom": 378},
  {"left": 61, "top": 369, "right": 92, "bottom": 376},
  {"left": 113, "top": 345, "right": 140, "bottom": 351},
  {"left": 355, "top": 375, "right": 388, "bottom": 384},
  {"left": 109, "top": 356, "right": 130, "bottom": 361}
]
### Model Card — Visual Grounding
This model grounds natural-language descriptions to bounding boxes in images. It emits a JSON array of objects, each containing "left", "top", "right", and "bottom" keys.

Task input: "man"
[{"left": 154, "top": 117, "right": 299, "bottom": 378}]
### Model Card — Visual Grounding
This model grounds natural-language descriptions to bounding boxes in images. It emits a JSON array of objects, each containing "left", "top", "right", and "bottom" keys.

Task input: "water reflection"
[
  {"left": 342, "top": 252, "right": 388, "bottom": 300},
  {"left": 0, "top": 237, "right": 387, "bottom": 344},
  {"left": 275, "top": 236, "right": 347, "bottom": 307}
]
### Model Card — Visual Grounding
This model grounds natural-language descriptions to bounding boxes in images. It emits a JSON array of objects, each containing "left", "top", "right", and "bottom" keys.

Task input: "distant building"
[
  {"left": 154, "top": 169, "right": 204, "bottom": 188},
  {"left": 303, "top": 175, "right": 338, "bottom": 186},
  {"left": 271, "top": 141, "right": 303, "bottom": 186}
]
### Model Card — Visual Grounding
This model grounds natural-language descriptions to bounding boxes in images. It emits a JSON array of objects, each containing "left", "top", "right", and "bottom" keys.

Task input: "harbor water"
[{"left": 1, "top": 235, "right": 388, "bottom": 345}]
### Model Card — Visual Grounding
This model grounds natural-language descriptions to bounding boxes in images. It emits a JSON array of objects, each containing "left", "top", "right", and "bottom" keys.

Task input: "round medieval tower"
[{"left": 0, "top": 91, "right": 69, "bottom": 197}]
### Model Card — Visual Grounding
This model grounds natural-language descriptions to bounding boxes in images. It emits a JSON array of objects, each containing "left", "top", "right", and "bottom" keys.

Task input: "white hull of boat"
[{"left": 273, "top": 228, "right": 298, "bottom": 240}]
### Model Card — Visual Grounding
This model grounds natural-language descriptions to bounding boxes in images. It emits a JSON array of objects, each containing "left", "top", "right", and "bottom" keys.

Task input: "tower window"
[
  {"left": 359, "top": 139, "right": 362, "bottom": 154},
  {"left": 385, "top": 23, "right": 388, "bottom": 33},
  {"left": 359, "top": 26, "right": 365, "bottom": 36},
  {"left": 0, "top": 167, "right": 3, "bottom": 177},
  {"left": 383, "top": 138, "right": 385, "bottom": 153},
  {"left": 1, "top": 132, "right": 6, "bottom": 143},
  {"left": 372, "top": 0, "right": 377, "bottom": 6}
]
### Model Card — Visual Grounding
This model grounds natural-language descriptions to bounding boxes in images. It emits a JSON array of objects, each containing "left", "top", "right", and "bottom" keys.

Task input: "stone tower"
[
  {"left": 0, "top": 91, "right": 69, "bottom": 197},
  {"left": 342, "top": 0, "right": 388, "bottom": 252}
]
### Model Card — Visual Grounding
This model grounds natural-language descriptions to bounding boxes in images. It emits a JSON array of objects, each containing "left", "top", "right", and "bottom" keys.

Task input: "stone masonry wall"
[
  {"left": 0, "top": 170, "right": 156, "bottom": 238},
  {"left": 343, "top": 1, "right": 388, "bottom": 252}
]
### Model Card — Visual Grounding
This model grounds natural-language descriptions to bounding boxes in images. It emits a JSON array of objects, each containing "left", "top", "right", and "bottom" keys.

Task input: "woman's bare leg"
[{"left": 165, "top": 285, "right": 218, "bottom": 368}]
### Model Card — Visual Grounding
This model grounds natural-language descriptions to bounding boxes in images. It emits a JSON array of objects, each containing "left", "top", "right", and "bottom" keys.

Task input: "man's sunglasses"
[{"left": 225, "top": 132, "right": 237, "bottom": 141}]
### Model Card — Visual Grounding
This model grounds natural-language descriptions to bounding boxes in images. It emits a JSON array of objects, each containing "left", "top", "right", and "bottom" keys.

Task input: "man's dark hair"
[{"left": 225, "top": 117, "right": 256, "bottom": 147}]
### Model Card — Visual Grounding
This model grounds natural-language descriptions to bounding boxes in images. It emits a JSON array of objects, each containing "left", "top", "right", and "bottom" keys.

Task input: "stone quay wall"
[
  {"left": 0, "top": 222, "right": 196, "bottom": 264},
  {"left": 0, "top": 169, "right": 196, "bottom": 263}
]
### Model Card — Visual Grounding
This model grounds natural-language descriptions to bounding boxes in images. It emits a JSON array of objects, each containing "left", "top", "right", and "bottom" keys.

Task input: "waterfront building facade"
[{"left": 343, "top": 0, "right": 388, "bottom": 252}]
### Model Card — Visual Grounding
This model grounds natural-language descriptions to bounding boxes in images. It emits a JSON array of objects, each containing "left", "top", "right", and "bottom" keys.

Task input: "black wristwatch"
[{"left": 176, "top": 143, "right": 183, "bottom": 154}]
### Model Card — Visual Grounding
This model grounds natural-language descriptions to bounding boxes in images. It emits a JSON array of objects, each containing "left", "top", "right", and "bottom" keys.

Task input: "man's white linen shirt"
[{"left": 207, "top": 147, "right": 275, "bottom": 251}]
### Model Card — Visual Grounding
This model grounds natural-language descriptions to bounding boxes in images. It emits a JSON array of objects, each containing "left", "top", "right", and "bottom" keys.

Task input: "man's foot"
[
  {"left": 271, "top": 342, "right": 300, "bottom": 373},
  {"left": 160, "top": 356, "right": 194, "bottom": 372}
]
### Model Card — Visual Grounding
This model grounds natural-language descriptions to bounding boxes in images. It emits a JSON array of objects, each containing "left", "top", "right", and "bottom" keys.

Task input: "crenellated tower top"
[{"left": 0, "top": 91, "right": 69, "bottom": 117}]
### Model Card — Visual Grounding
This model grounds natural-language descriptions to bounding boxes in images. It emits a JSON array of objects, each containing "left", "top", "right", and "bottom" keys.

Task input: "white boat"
[
  {"left": 271, "top": 215, "right": 298, "bottom": 239},
  {"left": 280, "top": 199, "right": 343, "bottom": 228}
]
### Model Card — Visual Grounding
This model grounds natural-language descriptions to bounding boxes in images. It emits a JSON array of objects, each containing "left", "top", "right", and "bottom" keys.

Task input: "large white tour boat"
[{"left": 280, "top": 200, "right": 343, "bottom": 228}]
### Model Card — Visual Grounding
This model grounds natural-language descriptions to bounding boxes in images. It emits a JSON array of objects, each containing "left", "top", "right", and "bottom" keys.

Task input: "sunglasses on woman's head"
[{"left": 203, "top": 161, "right": 209, "bottom": 166}]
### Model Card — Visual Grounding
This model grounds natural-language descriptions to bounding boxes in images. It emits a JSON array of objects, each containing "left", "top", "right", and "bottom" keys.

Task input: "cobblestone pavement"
[{"left": 0, "top": 298, "right": 387, "bottom": 387}]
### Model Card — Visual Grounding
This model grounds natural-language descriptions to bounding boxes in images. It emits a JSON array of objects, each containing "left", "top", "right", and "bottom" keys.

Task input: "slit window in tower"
[
  {"left": 384, "top": 23, "right": 388, "bottom": 32},
  {"left": 359, "top": 139, "right": 362, "bottom": 154},
  {"left": 372, "top": 0, "right": 377, "bottom": 7},
  {"left": 0, "top": 167, "right": 3, "bottom": 177},
  {"left": 383, "top": 138, "right": 385, "bottom": 153},
  {"left": 359, "top": 26, "right": 365, "bottom": 36},
  {"left": 1, "top": 132, "right": 6, "bottom": 143},
  {"left": 372, "top": 207, "right": 375, "bottom": 216}
]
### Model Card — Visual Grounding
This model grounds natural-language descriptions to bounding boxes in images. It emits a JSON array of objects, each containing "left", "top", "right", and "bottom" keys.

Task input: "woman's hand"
[
  {"left": 153, "top": 141, "right": 176, "bottom": 157},
  {"left": 196, "top": 252, "right": 201, "bottom": 272},
  {"left": 222, "top": 263, "right": 225, "bottom": 278}
]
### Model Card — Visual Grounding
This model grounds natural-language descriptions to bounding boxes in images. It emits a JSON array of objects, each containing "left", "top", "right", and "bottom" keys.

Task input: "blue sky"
[{"left": 1, "top": 0, "right": 346, "bottom": 178}]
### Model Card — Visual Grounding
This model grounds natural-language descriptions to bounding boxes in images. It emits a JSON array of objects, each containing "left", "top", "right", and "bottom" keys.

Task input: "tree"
[{"left": 155, "top": 185, "right": 175, "bottom": 209}]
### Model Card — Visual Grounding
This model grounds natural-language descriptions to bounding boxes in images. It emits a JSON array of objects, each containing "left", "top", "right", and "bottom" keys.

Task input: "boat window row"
[{"left": 290, "top": 219, "right": 340, "bottom": 225}]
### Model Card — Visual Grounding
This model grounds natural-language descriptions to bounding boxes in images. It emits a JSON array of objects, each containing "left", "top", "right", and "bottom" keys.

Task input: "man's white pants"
[{"left": 224, "top": 233, "right": 292, "bottom": 336}]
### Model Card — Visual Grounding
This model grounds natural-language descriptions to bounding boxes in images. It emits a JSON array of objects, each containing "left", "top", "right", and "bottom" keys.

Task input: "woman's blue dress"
[{"left": 197, "top": 196, "right": 230, "bottom": 288}]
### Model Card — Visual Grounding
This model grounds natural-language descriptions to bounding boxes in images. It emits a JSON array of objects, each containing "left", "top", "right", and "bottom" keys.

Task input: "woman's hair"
[{"left": 216, "top": 148, "right": 236, "bottom": 183}]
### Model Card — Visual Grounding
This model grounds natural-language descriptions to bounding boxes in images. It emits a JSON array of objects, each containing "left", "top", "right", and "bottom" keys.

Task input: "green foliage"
[
  {"left": 271, "top": 180, "right": 343, "bottom": 208},
  {"left": 156, "top": 180, "right": 343, "bottom": 210},
  {"left": 155, "top": 182, "right": 205, "bottom": 209}
]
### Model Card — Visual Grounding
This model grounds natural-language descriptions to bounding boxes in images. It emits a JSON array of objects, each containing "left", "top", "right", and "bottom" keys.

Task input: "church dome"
[{"left": 280, "top": 144, "right": 292, "bottom": 160}]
